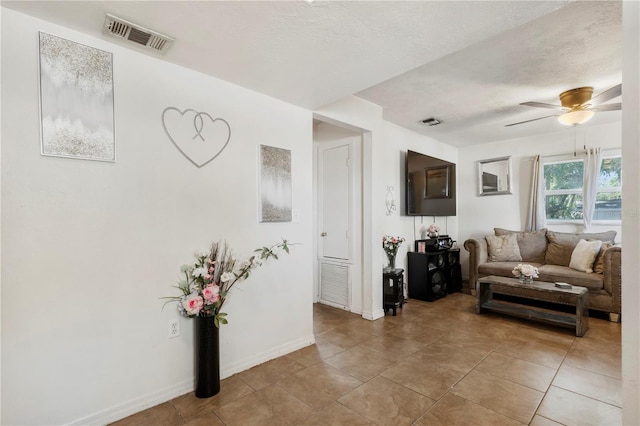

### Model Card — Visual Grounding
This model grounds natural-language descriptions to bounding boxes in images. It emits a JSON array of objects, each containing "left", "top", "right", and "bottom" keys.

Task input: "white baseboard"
[
  {"left": 67, "top": 379, "right": 194, "bottom": 426},
  {"left": 220, "top": 334, "right": 315, "bottom": 378},
  {"left": 361, "top": 308, "right": 385, "bottom": 320},
  {"left": 68, "top": 334, "right": 315, "bottom": 426}
]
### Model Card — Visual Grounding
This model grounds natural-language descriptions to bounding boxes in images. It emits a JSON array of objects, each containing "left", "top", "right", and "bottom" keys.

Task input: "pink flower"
[
  {"left": 202, "top": 284, "right": 221, "bottom": 304},
  {"left": 182, "top": 293, "right": 203, "bottom": 315}
]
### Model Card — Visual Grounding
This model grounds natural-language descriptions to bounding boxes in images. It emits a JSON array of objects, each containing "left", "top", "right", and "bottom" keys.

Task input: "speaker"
[
  {"left": 407, "top": 251, "right": 448, "bottom": 301},
  {"left": 447, "top": 248, "right": 462, "bottom": 294}
]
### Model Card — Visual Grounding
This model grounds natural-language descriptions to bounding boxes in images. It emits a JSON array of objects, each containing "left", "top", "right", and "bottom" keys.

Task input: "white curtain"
[
  {"left": 526, "top": 155, "right": 546, "bottom": 231},
  {"left": 583, "top": 147, "right": 603, "bottom": 230}
]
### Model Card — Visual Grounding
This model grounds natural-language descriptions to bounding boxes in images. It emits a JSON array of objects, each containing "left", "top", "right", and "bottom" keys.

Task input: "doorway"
[{"left": 313, "top": 119, "right": 363, "bottom": 313}]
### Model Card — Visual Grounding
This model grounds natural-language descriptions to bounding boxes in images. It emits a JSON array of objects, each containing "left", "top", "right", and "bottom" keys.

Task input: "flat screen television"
[{"left": 406, "top": 150, "right": 456, "bottom": 216}]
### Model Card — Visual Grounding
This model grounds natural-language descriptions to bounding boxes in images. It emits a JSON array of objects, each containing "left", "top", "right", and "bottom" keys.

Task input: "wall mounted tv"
[{"left": 406, "top": 150, "right": 456, "bottom": 216}]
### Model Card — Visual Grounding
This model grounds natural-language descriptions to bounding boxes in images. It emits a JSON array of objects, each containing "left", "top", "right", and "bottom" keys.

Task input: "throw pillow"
[
  {"left": 569, "top": 239, "right": 602, "bottom": 273},
  {"left": 593, "top": 242, "right": 612, "bottom": 274},
  {"left": 545, "top": 230, "right": 616, "bottom": 266},
  {"left": 486, "top": 233, "right": 522, "bottom": 262},
  {"left": 494, "top": 228, "right": 547, "bottom": 263}
]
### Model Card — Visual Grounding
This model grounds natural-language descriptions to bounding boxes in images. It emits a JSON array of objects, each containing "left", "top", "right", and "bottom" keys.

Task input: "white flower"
[
  {"left": 221, "top": 272, "right": 236, "bottom": 282},
  {"left": 180, "top": 264, "right": 194, "bottom": 273},
  {"left": 515, "top": 264, "right": 539, "bottom": 278},
  {"left": 192, "top": 267, "right": 207, "bottom": 278}
]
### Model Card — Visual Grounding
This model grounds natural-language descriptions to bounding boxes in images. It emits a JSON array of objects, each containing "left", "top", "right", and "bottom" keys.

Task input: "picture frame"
[
  {"left": 259, "top": 145, "right": 292, "bottom": 222},
  {"left": 424, "top": 165, "right": 451, "bottom": 199},
  {"left": 414, "top": 239, "right": 432, "bottom": 252},
  {"left": 38, "top": 32, "right": 115, "bottom": 162},
  {"left": 478, "top": 156, "right": 512, "bottom": 196}
]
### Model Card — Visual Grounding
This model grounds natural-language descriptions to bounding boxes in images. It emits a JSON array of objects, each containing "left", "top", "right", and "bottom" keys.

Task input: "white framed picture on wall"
[
  {"left": 38, "top": 32, "right": 115, "bottom": 162},
  {"left": 259, "top": 145, "right": 292, "bottom": 222}
]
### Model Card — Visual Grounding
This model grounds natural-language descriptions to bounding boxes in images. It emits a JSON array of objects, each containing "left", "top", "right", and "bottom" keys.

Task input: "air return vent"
[{"left": 103, "top": 14, "right": 174, "bottom": 54}]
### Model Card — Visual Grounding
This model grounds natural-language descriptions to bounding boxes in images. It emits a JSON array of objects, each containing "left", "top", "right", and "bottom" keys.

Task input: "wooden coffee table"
[{"left": 476, "top": 275, "right": 589, "bottom": 337}]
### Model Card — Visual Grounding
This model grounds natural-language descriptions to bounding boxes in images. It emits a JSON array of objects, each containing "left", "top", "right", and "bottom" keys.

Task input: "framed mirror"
[{"left": 478, "top": 156, "right": 511, "bottom": 196}]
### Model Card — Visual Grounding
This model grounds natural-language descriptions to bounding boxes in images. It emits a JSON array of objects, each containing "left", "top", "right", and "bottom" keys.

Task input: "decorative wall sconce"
[{"left": 385, "top": 186, "right": 397, "bottom": 215}]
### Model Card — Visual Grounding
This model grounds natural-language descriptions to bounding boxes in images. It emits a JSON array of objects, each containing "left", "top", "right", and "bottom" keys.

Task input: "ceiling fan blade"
[
  {"left": 505, "top": 115, "right": 557, "bottom": 127},
  {"left": 520, "top": 101, "right": 565, "bottom": 110},
  {"left": 591, "top": 102, "right": 621, "bottom": 112},
  {"left": 591, "top": 84, "right": 622, "bottom": 105}
]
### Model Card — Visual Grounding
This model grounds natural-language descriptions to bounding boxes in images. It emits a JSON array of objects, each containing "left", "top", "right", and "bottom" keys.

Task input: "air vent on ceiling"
[
  {"left": 421, "top": 117, "right": 442, "bottom": 126},
  {"left": 103, "top": 14, "right": 174, "bottom": 54}
]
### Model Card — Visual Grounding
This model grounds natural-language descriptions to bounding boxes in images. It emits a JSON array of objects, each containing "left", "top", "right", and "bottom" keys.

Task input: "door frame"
[{"left": 312, "top": 116, "right": 365, "bottom": 314}]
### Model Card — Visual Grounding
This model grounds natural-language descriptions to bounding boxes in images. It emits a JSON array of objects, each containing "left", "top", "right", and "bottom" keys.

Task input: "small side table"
[{"left": 383, "top": 268, "right": 405, "bottom": 316}]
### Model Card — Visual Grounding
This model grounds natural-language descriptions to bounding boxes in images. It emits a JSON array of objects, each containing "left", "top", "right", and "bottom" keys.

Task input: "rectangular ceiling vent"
[{"left": 103, "top": 14, "right": 174, "bottom": 54}]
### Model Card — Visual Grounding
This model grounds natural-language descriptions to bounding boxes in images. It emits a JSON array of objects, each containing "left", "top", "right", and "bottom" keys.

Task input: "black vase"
[{"left": 195, "top": 316, "right": 220, "bottom": 398}]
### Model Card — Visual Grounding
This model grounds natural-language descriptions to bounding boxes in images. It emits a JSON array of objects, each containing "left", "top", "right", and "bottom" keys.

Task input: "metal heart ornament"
[{"left": 162, "top": 107, "right": 231, "bottom": 168}]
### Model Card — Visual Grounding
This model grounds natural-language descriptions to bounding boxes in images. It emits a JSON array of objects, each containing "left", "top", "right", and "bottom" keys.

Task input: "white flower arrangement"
[
  {"left": 427, "top": 224, "right": 440, "bottom": 234},
  {"left": 512, "top": 263, "right": 539, "bottom": 278},
  {"left": 163, "top": 239, "right": 291, "bottom": 327}
]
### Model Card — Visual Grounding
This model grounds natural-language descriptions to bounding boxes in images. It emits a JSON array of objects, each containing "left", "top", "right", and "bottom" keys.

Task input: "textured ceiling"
[
  {"left": 1, "top": 0, "right": 622, "bottom": 146},
  {"left": 356, "top": 0, "right": 623, "bottom": 146}
]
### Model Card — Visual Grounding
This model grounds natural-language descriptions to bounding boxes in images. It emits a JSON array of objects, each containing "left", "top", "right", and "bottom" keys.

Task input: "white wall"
[
  {"left": 381, "top": 122, "right": 459, "bottom": 273},
  {"left": 458, "top": 122, "right": 622, "bottom": 279},
  {"left": 1, "top": 8, "right": 314, "bottom": 425},
  {"left": 315, "top": 97, "right": 458, "bottom": 318},
  {"left": 621, "top": 1, "right": 640, "bottom": 424}
]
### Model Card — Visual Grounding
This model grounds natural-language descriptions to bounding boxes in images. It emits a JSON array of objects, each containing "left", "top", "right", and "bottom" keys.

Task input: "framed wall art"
[
  {"left": 259, "top": 145, "right": 292, "bottom": 222},
  {"left": 39, "top": 32, "right": 115, "bottom": 162}
]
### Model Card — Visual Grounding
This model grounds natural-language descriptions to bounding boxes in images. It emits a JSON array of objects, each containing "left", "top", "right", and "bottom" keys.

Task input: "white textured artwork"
[
  {"left": 39, "top": 32, "right": 115, "bottom": 161},
  {"left": 260, "top": 145, "right": 292, "bottom": 222}
]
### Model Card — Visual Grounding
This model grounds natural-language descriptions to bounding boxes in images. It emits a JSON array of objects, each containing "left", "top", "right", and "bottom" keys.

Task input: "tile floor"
[{"left": 113, "top": 293, "right": 622, "bottom": 425}]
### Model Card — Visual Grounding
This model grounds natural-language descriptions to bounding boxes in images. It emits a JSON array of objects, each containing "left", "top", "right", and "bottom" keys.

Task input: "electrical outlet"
[{"left": 168, "top": 319, "right": 180, "bottom": 338}]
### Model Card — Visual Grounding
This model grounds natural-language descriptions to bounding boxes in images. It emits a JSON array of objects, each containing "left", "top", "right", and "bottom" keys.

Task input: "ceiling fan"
[{"left": 505, "top": 84, "right": 622, "bottom": 127}]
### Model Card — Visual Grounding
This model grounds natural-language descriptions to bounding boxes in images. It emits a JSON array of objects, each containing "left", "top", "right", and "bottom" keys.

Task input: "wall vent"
[
  {"left": 103, "top": 14, "right": 174, "bottom": 54},
  {"left": 320, "top": 262, "right": 349, "bottom": 308}
]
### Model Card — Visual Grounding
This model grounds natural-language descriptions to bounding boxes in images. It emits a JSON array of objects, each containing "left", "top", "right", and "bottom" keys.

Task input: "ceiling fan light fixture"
[{"left": 558, "top": 109, "right": 595, "bottom": 126}]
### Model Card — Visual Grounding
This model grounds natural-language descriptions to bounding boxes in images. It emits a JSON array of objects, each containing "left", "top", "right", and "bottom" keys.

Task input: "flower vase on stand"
[{"left": 195, "top": 316, "right": 220, "bottom": 398}]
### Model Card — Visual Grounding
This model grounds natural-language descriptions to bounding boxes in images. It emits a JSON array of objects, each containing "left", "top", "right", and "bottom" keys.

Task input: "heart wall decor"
[{"left": 162, "top": 107, "right": 231, "bottom": 168}]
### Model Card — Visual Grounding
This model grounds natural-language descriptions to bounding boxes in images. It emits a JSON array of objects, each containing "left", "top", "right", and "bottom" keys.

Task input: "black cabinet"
[{"left": 408, "top": 248, "right": 461, "bottom": 302}]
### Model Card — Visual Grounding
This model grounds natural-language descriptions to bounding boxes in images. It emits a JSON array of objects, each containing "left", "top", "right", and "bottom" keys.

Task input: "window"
[{"left": 543, "top": 155, "right": 622, "bottom": 222}]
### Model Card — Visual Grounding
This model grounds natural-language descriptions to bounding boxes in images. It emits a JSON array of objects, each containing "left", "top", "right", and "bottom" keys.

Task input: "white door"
[
  {"left": 319, "top": 141, "right": 351, "bottom": 260},
  {"left": 318, "top": 138, "right": 354, "bottom": 309}
]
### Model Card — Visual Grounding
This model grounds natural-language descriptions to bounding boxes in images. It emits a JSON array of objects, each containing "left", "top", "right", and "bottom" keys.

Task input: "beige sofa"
[{"left": 464, "top": 228, "right": 621, "bottom": 321}]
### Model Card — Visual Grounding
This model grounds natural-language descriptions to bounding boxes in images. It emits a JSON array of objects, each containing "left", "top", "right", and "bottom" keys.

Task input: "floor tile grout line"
[{"left": 528, "top": 333, "right": 577, "bottom": 423}]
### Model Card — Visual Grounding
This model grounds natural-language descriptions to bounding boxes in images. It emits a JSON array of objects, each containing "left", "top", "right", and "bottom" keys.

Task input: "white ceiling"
[{"left": 2, "top": 0, "right": 622, "bottom": 147}]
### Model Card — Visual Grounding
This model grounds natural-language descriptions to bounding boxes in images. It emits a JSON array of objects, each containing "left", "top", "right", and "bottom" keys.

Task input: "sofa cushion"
[
  {"left": 593, "top": 242, "right": 612, "bottom": 274},
  {"left": 479, "top": 261, "right": 542, "bottom": 277},
  {"left": 545, "top": 230, "right": 617, "bottom": 266},
  {"left": 494, "top": 228, "right": 547, "bottom": 263},
  {"left": 537, "top": 264, "right": 604, "bottom": 291},
  {"left": 569, "top": 239, "right": 602, "bottom": 273},
  {"left": 486, "top": 234, "right": 522, "bottom": 262}
]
